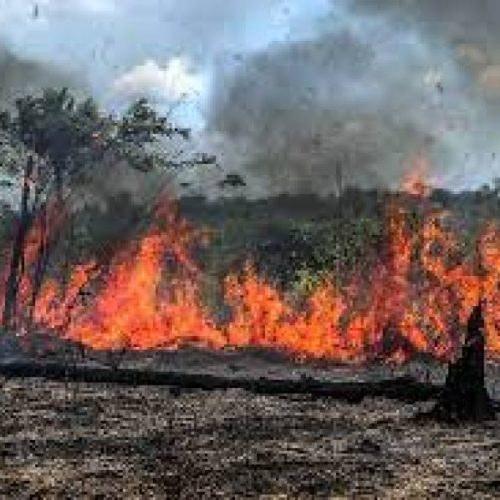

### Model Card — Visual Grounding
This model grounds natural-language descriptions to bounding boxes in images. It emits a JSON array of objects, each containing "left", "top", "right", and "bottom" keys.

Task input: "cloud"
[{"left": 112, "top": 57, "right": 204, "bottom": 102}]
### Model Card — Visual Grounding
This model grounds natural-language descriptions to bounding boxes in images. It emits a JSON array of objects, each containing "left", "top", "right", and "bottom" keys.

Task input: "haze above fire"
[{"left": 1, "top": 0, "right": 500, "bottom": 195}]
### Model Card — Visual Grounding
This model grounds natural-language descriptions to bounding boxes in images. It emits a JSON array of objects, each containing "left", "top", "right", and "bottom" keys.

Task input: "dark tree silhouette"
[{"left": 430, "top": 300, "right": 496, "bottom": 422}]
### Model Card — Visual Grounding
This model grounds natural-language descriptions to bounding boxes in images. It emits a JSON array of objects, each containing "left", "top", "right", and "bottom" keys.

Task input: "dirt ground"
[{"left": 0, "top": 351, "right": 498, "bottom": 498}]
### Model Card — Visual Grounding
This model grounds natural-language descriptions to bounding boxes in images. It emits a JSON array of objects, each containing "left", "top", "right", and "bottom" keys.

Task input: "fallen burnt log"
[
  {"left": 0, "top": 359, "right": 445, "bottom": 403},
  {"left": 429, "top": 301, "right": 497, "bottom": 422}
]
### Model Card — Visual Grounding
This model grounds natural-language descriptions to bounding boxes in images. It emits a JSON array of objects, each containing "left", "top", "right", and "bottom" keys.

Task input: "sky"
[
  {"left": 0, "top": 0, "right": 330, "bottom": 126},
  {"left": 2, "top": 0, "right": 500, "bottom": 196}
]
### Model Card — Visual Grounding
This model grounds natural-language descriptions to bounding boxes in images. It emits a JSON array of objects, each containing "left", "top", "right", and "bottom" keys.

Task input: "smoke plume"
[
  {"left": 209, "top": 0, "right": 500, "bottom": 194},
  {"left": 0, "top": 44, "right": 78, "bottom": 106}
]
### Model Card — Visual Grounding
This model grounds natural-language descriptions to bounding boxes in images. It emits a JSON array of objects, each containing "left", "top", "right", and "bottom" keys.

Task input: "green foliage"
[
  {"left": 282, "top": 217, "right": 383, "bottom": 298},
  {"left": 0, "top": 88, "right": 211, "bottom": 193},
  {"left": 292, "top": 268, "right": 331, "bottom": 298},
  {"left": 0, "top": 88, "right": 111, "bottom": 197},
  {"left": 12, "top": 89, "right": 103, "bottom": 162},
  {"left": 118, "top": 97, "right": 189, "bottom": 144},
  {"left": 250, "top": 215, "right": 383, "bottom": 290}
]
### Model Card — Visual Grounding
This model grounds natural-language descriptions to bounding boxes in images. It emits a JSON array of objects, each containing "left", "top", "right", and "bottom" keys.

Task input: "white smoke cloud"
[{"left": 112, "top": 57, "right": 204, "bottom": 102}]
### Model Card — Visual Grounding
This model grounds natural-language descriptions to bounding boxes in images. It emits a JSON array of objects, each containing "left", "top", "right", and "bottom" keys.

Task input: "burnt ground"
[{"left": 0, "top": 349, "right": 498, "bottom": 498}]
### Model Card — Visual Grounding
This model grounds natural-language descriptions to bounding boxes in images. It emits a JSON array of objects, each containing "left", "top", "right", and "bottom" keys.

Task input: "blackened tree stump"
[{"left": 430, "top": 301, "right": 496, "bottom": 423}]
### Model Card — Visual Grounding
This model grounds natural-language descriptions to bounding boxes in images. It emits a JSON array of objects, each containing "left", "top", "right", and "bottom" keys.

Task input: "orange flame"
[
  {"left": 2, "top": 183, "right": 500, "bottom": 364},
  {"left": 401, "top": 154, "right": 433, "bottom": 197}
]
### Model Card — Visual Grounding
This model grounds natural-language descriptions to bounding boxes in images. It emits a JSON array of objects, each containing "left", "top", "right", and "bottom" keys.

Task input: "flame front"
[{"left": 2, "top": 184, "right": 500, "bottom": 363}]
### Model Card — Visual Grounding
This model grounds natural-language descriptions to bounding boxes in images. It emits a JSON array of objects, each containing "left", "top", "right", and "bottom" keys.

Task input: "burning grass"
[
  {"left": 2, "top": 158, "right": 500, "bottom": 367},
  {"left": 3, "top": 185, "right": 500, "bottom": 364},
  {"left": 3, "top": 181, "right": 500, "bottom": 365}
]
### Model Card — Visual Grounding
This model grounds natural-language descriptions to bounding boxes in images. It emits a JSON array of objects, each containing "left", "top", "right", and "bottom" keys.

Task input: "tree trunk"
[
  {"left": 430, "top": 301, "right": 496, "bottom": 422},
  {"left": 2, "top": 156, "right": 35, "bottom": 332},
  {"left": 0, "top": 360, "right": 443, "bottom": 402}
]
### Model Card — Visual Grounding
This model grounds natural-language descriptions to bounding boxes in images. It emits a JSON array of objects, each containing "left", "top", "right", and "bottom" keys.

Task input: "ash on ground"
[{"left": 0, "top": 350, "right": 498, "bottom": 498}]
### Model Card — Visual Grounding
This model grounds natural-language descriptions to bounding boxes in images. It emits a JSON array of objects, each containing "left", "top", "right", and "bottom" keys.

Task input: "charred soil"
[{"left": 0, "top": 354, "right": 498, "bottom": 498}]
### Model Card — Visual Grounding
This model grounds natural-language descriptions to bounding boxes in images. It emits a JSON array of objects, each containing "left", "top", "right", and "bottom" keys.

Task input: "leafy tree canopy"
[{"left": 0, "top": 88, "right": 214, "bottom": 195}]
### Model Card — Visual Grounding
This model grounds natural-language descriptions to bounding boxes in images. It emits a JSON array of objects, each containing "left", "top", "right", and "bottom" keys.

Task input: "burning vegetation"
[
  {"left": 2, "top": 153, "right": 500, "bottom": 366},
  {"left": 0, "top": 89, "right": 499, "bottom": 373}
]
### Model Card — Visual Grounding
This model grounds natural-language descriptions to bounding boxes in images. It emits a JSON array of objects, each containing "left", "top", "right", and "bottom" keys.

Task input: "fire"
[
  {"left": 2, "top": 174, "right": 500, "bottom": 363},
  {"left": 401, "top": 154, "right": 434, "bottom": 197},
  {"left": 36, "top": 200, "right": 223, "bottom": 351}
]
